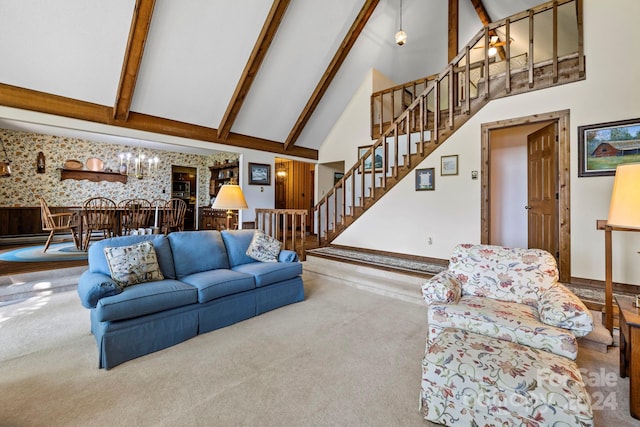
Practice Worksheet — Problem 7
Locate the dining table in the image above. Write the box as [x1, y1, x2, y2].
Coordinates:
[71, 205, 169, 250]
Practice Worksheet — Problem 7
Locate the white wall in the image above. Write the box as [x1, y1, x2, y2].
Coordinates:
[325, 0, 640, 285]
[489, 123, 548, 248]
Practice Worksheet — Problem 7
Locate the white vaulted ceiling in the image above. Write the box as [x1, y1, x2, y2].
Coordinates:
[0, 0, 544, 158]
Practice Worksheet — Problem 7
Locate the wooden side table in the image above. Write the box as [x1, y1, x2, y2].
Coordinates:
[616, 295, 640, 419]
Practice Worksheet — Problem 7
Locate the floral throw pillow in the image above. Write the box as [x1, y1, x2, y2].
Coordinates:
[422, 271, 461, 305]
[246, 231, 282, 263]
[538, 283, 593, 337]
[104, 241, 164, 287]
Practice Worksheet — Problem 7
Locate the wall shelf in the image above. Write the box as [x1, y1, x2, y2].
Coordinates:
[59, 169, 128, 184]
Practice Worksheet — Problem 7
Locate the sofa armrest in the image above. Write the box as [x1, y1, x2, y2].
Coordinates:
[538, 283, 594, 337]
[77, 270, 122, 309]
[278, 250, 299, 263]
[422, 271, 461, 305]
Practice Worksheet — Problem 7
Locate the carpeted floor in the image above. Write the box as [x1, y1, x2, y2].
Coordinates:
[0, 271, 637, 426]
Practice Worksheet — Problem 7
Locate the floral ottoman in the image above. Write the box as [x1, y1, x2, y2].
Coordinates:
[420, 328, 593, 426]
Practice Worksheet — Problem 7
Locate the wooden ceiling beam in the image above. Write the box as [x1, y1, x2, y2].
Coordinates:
[283, 0, 379, 151]
[217, 0, 290, 140]
[0, 83, 318, 160]
[113, 0, 156, 121]
[448, 0, 458, 62]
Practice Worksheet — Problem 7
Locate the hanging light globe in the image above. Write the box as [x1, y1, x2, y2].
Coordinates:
[395, 29, 407, 46]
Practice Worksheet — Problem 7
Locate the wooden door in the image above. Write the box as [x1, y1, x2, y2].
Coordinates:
[527, 123, 558, 257]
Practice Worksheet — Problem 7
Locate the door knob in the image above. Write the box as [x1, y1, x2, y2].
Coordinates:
[524, 205, 532, 209]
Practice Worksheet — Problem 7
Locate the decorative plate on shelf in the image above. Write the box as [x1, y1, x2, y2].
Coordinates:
[63, 159, 83, 170]
[86, 157, 104, 172]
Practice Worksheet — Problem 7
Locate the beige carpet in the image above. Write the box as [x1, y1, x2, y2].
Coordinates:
[0, 271, 637, 426]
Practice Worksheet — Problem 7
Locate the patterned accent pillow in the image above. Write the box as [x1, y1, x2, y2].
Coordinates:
[246, 231, 282, 263]
[538, 283, 594, 337]
[104, 241, 164, 287]
[422, 271, 461, 304]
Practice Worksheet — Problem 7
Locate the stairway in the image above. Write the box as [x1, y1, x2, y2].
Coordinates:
[314, 0, 585, 245]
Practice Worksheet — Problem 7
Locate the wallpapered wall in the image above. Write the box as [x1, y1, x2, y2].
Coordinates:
[0, 128, 238, 207]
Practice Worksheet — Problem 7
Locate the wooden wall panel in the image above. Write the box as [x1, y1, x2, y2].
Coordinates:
[275, 159, 314, 230]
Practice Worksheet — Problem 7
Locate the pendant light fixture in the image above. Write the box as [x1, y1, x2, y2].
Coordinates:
[0, 139, 12, 177]
[395, 0, 407, 46]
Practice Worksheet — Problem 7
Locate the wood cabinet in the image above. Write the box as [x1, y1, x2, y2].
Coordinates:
[199, 208, 228, 231]
[209, 161, 239, 197]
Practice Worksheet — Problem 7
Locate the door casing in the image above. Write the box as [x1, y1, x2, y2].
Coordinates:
[481, 109, 571, 282]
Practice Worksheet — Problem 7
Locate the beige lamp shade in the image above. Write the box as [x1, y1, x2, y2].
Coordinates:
[212, 184, 248, 210]
[607, 163, 640, 229]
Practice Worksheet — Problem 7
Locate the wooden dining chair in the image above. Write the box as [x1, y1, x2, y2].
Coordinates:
[118, 198, 151, 235]
[162, 198, 187, 234]
[82, 197, 116, 250]
[38, 196, 80, 252]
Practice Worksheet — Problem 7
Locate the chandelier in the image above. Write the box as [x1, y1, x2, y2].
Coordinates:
[119, 150, 159, 179]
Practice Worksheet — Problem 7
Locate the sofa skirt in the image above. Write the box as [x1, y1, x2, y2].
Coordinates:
[92, 304, 199, 370]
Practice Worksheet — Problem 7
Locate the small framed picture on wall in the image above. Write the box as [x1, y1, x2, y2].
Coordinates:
[248, 163, 271, 185]
[415, 168, 435, 191]
[441, 155, 458, 176]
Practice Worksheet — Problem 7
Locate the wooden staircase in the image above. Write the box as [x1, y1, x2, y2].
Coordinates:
[314, 0, 584, 245]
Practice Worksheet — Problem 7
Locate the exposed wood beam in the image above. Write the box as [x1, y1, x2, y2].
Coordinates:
[468, 0, 506, 60]
[448, 0, 458, 62]
[113, 0, 156, 121]
[218, 0, 290, 140]
[0, 83, 318, 160]
[283, 0, 379, 151]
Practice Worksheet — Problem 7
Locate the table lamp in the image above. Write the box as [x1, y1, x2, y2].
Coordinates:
[211, 182, 248, 230]
[604, 163, 640, 332]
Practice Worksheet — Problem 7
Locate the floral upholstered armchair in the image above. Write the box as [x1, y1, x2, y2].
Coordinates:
[422, 243, 593, 360]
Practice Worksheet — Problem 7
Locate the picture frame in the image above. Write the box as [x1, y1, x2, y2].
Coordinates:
[578, 118, 640, 177]
[415, 168, 435, 191]
[334, 172, 344, 184]
[248, 162, 271, 185]
[441, 154, 458, 176]
[358, 145, 383, 172]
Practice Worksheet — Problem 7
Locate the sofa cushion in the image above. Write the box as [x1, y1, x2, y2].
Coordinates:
[179, 269, 255, 303]
[539, 283, 594, 337]
[168, 231, 230, 278]
[104, 241, 164, 287]
[232, 261, 302, 287]
[89, 234, 176, 280]
[428, 296, 579, 359]
[449, 244, 558, 307]
[95, 279, 197, 322]
[221, 229, 259, 267]
[246, 230, 282, 262]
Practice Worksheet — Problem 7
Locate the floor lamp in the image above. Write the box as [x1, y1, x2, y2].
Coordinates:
[604, 163, 640, 334]
[211, 182, 248, 230]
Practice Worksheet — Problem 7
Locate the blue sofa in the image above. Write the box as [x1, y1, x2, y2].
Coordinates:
[77, 230, 304, 369]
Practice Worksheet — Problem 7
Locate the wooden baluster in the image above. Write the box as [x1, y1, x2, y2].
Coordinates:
[282, 212, 288, 250]
[465, 46, 471, 113]
[552, 0, 558, 83]
[448, 64, 454, 129]
[393, 125, 399, 178]
[505, 19, 511, 94]
[419, 93, 425, 152]
[360, 157, 365, 204]
[301, 212, 306, 260]
[528, 9, 534, 88]
[341, 179, 346, 223]
[576, 0, 584, 77]
[483, 27, 490, 99]
[405, 115, 411, 168]
[433, 79, 439, 143]
[291, 212, 296, 252]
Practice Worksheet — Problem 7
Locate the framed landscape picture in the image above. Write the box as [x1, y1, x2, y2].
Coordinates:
[248, 162, 271, 185]
[441, 155, 458, 176]
[415, 168, 435, 191]
[578, 118, 640, 177]
[358, 145, 383, 172]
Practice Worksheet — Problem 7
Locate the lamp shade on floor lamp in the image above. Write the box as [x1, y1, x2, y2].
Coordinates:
[608, 163, 640, 229]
